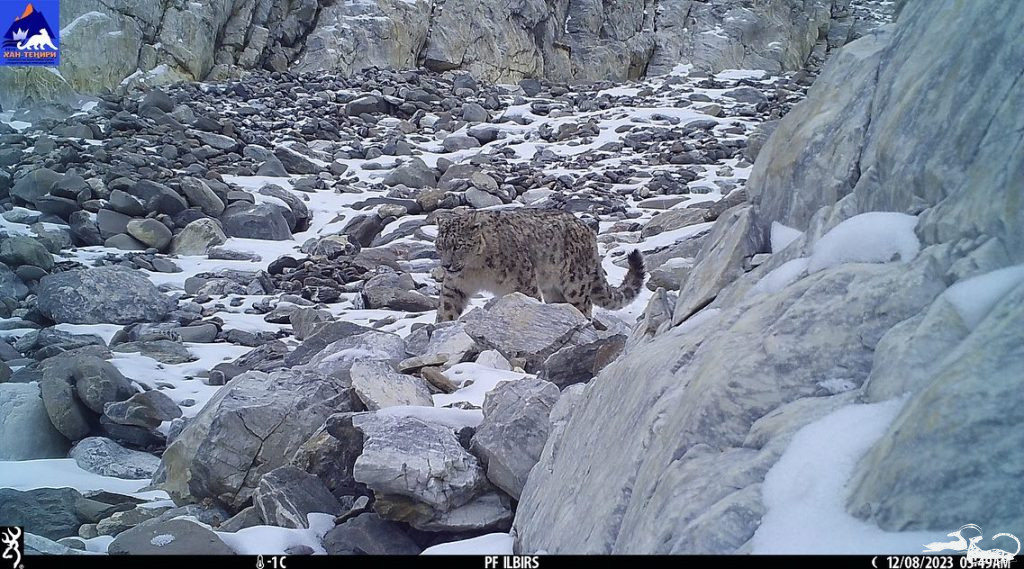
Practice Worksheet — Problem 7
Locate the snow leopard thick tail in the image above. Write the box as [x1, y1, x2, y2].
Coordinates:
[591, 249, 645, 309]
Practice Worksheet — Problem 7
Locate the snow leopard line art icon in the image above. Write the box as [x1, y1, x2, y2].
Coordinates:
[923, 524, 1021, 561]
[16, 26, 54, 49]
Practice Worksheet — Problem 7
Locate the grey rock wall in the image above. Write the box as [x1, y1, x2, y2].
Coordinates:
[1, 0, 856, 106]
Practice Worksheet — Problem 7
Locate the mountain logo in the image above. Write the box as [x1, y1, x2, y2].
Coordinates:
[2, 1, 60, 67]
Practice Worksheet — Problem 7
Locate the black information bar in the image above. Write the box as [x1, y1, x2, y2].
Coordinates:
[19, 554, 1017, 569]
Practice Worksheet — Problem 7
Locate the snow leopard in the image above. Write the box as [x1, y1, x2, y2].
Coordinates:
[433, 208, 646, 321]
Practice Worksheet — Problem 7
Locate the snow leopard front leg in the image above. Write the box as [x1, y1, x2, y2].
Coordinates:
[437, 274, 471, 322]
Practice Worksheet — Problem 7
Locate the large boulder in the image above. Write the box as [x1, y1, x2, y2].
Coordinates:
[170, 218, 228, 255]
[103, 389, 182, 429]
[291, 413, 369, 500]
[461, 293, 590, 372]
[0, 488, 85, 540]
[107, 518, 234, 555]
[179, 177, 226, 217]
[126, 219, 173, 251]
[0, 236, 53, 271]
[352, 412, 510, 531]
[747, 24, 894, 244]
[301, 330, 407, 379]
[220, 202, 292, 241]
[36, 266, 175, 325]
[252, 466, 343, 529]
[69, 356, 135, 414]
[383, 158, 436, 189]
[10, 168, 63, 205]
[156, 368, 359, 511]
[39, 374, 95, 442]
[0, 383, 70, 460]
[70, 437, 161, 480]
[470, 379, 560, 500]
[349, 361, 434, 410]
[847, 279, 1024, 532]
[322, 513, 422, 555]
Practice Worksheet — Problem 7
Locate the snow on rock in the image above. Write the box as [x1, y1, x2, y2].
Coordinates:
[751, 399, 948, 554]
[941, 264, 1024, 330]
[749, 257, 810, 297]
[770, 221, 803, 253]
[216, 513, 336, 555]
[807, 212, 920, 274]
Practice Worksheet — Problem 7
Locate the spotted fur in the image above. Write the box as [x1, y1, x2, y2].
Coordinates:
[434, 208, 646, 321]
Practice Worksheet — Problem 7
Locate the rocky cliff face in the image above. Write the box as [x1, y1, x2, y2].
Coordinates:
[0, 0, 863, 107]
[514, 0, 1023, 553]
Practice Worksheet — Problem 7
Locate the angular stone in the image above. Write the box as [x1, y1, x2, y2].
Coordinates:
[471, 379, 560, 499]
[274, 145, 321, 175]
[126, 219, 173, 250]
[322, 513, 421, 555]
[461, 293, 589, 372]
[157, 368, 358, 511]
[179, 177, 225, 217]
[253, 466, 343, 529]
[283, 321, 376, 366]
[103, 389, 182, 429]
[70, 437, 161, 480]
[352, 412, 490, 530]
[70, 356, 135, 414]
[39, 375, 94, 442]
[171, 218, 227, 255]
[0, 382, 70, 460]
[221, 202, 292, 241]
[350, 360, 434, 411]
[302, 330, 407, 380]
[0, 488, 84, 540]
[291, 413, 368, 499]
[539, 327, 626, 388]
[0, 236, 53, 270]
[383, 158, 436, 189]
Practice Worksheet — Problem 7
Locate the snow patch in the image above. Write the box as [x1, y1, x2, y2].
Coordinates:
[150, 534, 175, 547]
[807, 212, 920, 273]
[421, 532, 515, 555]
[0, 458, 168, 499]
[751, 398, 949, 553]
[770, 221, 802, 253]
[941, 264, 1024, 330]
[749, 257, 809, 297]
[216, 513, 335, 555]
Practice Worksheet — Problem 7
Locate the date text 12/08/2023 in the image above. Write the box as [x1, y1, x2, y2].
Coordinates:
[881, 556, 1011, 569]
